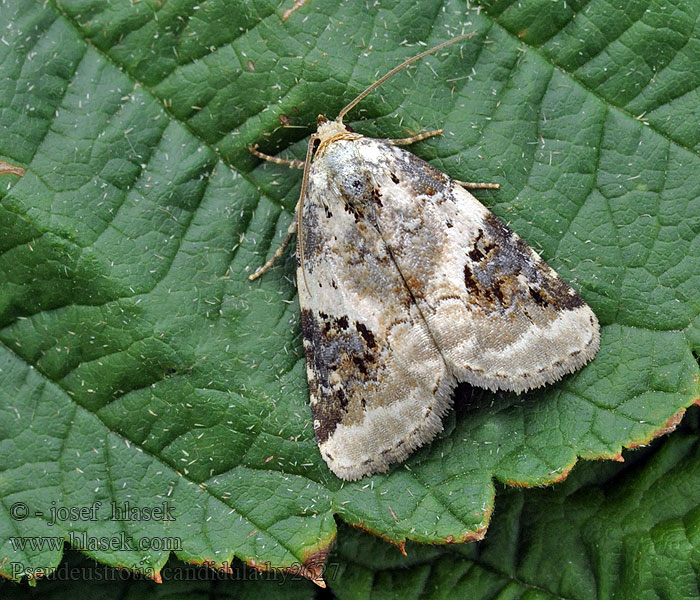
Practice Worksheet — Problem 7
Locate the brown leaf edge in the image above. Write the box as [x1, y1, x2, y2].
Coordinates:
[246, 531, 336, 588]
[336, 399, 699, 555]
[346, 505, 493, 558]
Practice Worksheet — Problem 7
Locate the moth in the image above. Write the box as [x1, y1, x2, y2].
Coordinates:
[249, 34, 600, 481]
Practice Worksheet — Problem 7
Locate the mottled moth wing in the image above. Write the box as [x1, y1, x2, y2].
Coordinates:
[298, 145, 455, 480]
[359, 138, 600, 393]
[296, 124, 599, 480]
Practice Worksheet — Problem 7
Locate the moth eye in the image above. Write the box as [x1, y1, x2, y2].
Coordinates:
[312, 138, 320, 152]
[345, 124, 355, 133]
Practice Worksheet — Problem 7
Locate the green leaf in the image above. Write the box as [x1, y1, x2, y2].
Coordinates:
[1, 0, 699, 588]
[329, 406, 700, 599]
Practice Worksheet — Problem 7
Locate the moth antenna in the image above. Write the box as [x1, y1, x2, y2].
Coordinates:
[336, 32, 476, 123]
[297, 134, 318, 296]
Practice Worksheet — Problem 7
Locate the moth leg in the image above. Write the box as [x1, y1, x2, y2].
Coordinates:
[454, 179, 500, 190]
[385, 129, 443, 145]
[248, 216, 298, 281]
[249, 145, 305, 169]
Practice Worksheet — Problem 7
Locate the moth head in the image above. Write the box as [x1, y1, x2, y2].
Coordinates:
[315, 118, 357, 154]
